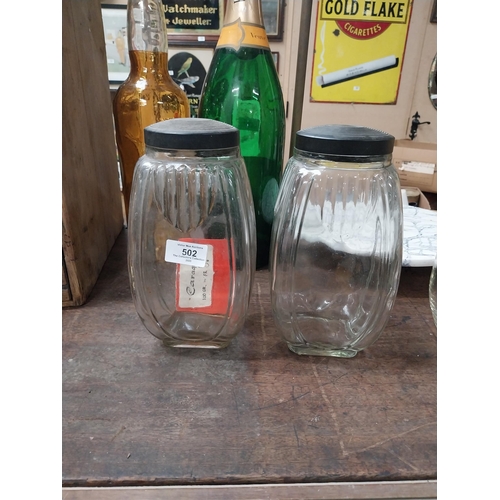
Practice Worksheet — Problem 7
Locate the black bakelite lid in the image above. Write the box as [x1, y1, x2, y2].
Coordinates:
[295, 124, 395, 158]
[144, 118, 240, 150]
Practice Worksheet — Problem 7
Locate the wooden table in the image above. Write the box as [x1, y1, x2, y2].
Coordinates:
[62, 229, 437, 499]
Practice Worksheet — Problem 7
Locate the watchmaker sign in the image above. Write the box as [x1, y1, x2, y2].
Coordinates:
[310, 0, 413, 104]
[162, 0, 223, 34]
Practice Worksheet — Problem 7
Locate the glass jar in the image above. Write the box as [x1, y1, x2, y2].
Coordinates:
[270, 124, 403, 358]
[128, 118, 256, 349]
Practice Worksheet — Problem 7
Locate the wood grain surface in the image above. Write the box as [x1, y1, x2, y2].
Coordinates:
[62, 480, 437, 499]
[62, 229, 437, 488]
[62, 0, 124, 307]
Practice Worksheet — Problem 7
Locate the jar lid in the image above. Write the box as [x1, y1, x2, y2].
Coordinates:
[144, 118, 240, 150]
[295, 124, 394, 157]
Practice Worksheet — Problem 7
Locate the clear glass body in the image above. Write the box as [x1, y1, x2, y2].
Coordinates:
[128, 146, 256, 348]
[113, 0, 190, 219]
[198, 0, 285, 269]
[429, 256, 437, 326]
[270, 150, 403, 358]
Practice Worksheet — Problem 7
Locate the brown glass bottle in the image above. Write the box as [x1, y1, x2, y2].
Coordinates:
[113, 0, 190, 219]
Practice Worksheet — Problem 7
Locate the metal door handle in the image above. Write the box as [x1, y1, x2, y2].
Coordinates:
[409, 111, 430, 140]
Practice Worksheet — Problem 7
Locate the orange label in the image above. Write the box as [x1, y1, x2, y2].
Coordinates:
[175, 238, 230, 315]
[216, 20, 270, 50]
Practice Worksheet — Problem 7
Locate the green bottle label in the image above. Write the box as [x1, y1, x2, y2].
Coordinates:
[216, 19, 270, 51]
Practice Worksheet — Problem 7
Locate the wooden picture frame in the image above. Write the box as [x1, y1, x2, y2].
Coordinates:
[263, 0, 285, 40]
[101, 4, 130, 83]
[163, 0, 225, 47]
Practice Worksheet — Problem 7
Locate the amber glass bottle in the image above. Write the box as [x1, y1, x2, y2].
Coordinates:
[198, 0, 285, 268]
[113, 0, 190, 219]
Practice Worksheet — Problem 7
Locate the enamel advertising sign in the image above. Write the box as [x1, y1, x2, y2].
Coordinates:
[310, 0, 413, 104]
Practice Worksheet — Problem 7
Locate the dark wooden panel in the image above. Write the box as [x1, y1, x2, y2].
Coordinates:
[62, 230, 436, 487]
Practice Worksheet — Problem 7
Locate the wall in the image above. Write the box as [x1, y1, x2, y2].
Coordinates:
[100, 0, 437, 166]
[283, 0, 437, 161]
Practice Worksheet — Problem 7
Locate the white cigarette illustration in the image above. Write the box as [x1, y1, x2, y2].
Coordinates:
[316, 55, 399, 88]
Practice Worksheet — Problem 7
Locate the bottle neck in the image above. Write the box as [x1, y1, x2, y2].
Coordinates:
[127, 0, 168, 53]
[217, 0, 269, 51]
[223, 0, 265, 27]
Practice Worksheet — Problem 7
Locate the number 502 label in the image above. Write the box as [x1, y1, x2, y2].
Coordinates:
[165, 240, 208, 267]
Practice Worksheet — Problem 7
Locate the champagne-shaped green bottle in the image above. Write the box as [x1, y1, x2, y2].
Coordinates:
[198, 0, 285, 269]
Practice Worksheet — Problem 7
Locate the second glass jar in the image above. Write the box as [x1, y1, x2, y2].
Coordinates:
[270, 124, 403, 358]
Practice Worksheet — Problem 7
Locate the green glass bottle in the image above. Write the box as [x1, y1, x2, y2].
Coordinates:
[198, 0, 285, 269]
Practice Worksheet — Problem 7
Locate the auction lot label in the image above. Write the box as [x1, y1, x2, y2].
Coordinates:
[311, 0, 413, 104]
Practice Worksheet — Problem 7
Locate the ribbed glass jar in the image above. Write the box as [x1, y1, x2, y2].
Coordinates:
[270, 124, 403, 358]
[128, 118, 256, 348]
